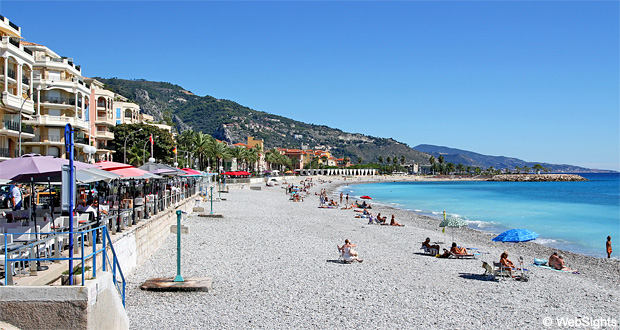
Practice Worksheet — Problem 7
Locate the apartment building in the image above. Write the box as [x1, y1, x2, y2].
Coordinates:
[21, 41, 90, 161]
[85, 78, 114, 161]
[0, 15, 35, 160]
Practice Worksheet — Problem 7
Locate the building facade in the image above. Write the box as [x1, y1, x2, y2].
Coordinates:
[0, 15, 35, 160]
[22, 42, 90, 161]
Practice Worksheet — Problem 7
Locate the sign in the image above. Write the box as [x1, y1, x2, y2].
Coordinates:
[37, 191, 57, 206]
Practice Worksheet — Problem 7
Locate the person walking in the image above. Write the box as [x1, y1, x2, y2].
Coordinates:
[11, 184, 23, 211]
[339, 192, 343, 205]
[346, 193, 349, 206]
[607, 236, 612, 258]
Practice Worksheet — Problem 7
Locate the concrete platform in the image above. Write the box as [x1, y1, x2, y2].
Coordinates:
[140, 277, 212, 292]
[197, 213, 224, 218]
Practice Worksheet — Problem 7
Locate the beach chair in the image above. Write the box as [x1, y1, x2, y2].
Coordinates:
[448, 251, 476, 259]
[421, 246, 439, 256]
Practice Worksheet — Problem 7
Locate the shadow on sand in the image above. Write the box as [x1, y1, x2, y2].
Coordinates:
[458, 272, 498, 282]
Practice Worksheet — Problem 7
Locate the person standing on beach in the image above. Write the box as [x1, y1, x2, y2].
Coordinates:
[346, 194, 349, 205]
[340, 192, 343, 205]
[606, 236, 612, 258]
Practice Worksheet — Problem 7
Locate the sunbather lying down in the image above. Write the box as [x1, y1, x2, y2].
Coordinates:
[439, 242, 469, 257]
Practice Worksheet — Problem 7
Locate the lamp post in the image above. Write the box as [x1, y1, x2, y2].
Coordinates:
[142, 135, 158, 165]
[19, 83, 54, 157]
[123, 128, 143, 164]
[83, 145, 97, 164]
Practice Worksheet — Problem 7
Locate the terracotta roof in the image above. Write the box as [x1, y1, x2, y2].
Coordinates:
[21, 41, 42, 46]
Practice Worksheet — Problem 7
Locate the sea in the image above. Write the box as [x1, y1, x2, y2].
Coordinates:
[338, 173, 619, 258]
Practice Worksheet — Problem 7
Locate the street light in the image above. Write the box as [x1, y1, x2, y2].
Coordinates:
[143, 135, 158, 165]
[123, 128, 143, 164]
[19, 83, 54, 157]
[83, 145, 97, 163]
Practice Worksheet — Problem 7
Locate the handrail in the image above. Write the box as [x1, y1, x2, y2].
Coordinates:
[2, 225, 126, 308]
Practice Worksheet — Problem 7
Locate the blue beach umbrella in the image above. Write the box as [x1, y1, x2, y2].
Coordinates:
[492, 229, 539, 243]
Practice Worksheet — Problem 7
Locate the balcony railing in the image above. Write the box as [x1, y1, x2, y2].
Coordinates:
[9, 37, 19, 48]
[22, 76, 29, 85]
[0, 147, 10, 158]
[32, 135, 63, 143]
[22, 124, 34, 134]
[37, 96, 76, 106]
[3, 120, 19, 131]
[7, 68, 15, 79]
[9, 21, 19, 31]
[31, 115, 88, 130]
[75, 136, 87, 144]
[24, 48, 32, 56]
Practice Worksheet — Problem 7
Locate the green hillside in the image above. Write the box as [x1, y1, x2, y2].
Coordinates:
[97, 77, 430, 164]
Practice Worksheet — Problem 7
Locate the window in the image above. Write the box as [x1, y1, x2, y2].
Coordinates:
[116, 120, 121, 125]
[116, 108, 121, 118]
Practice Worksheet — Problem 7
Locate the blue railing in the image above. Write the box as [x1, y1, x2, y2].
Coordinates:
[2, 225, 126, 307]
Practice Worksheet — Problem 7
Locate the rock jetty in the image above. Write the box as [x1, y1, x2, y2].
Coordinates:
[488, 174, 587, 182]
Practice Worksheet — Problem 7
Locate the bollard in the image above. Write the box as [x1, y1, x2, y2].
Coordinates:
[210, 186, 214, 215]
[174, 210, 184, 282]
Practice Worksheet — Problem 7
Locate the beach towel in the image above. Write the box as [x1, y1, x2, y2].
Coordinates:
[531, 264, 578, 274]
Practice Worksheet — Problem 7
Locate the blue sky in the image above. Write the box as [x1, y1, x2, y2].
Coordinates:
[2, 1, 618, 170]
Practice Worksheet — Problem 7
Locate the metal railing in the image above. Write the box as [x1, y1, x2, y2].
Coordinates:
[0, 147, 10, 158]
[7, 68, 15, 79]
[2, 225, 126, 307]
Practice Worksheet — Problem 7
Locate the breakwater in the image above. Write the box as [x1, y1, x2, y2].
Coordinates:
[488, 174, 587, 182]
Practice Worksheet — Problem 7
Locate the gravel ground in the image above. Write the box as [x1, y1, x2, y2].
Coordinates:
[126, 178, 620, 330]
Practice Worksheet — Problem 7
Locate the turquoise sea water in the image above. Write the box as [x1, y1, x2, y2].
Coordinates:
[340, 173, 619, 258]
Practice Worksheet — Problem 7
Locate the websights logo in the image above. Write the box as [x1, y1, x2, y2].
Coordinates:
[543, 316, 618, 329]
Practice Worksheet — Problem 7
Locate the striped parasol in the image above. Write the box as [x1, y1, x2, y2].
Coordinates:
[439, 217, 468, 241]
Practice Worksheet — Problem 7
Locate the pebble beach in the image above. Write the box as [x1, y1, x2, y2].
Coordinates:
[126, 177, 620, 329]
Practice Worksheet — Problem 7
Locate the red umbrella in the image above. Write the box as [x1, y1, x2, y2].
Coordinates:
[360, 196, 372, 200]
[95, 160, 134, 171]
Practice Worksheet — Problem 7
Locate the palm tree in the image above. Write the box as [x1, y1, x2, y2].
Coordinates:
[429, 156, 435, 166]
[126, 145, 145, 166]
[386, 156, 391, 164]
[400, 155, 405, 165]
[357, 157, 363, 165]
[378, 156, 384, 164]
[438, 155, 444, 165]
[522, 166, 530, 174]
[456, 163, 464, 174]
[343, 156, 350, 167]
[514, 166, 521, 174]
[229, 146, 248, 171]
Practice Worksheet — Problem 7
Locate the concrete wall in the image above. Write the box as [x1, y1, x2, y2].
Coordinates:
[0, 194, 197, 330]
[113, 199, 194, 275]
[0, 272, 128, 330]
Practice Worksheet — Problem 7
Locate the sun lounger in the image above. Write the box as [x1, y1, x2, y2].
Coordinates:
[420, 246, 438, 256]
[448, 252, 477, 259]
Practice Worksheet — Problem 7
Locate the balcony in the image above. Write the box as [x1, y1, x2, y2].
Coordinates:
[96, 131, 114, 140]
[2, 92, 34, 113]
[29, 135, 63, 143]
[95, 116, 115, 126]
[28, 115, 89, 131]
[0, 117, 33, 138]
[0, 36, 33, 60]
[0, 147, 10, 158]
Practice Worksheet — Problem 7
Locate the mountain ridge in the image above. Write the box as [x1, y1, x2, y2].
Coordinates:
[414, 144, 614, 173]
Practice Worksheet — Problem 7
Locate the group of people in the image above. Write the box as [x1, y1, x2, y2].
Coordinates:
[548, 252, 576, 272]
[422, 238, 468, 257]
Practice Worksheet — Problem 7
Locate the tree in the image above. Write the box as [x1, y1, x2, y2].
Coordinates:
[386, 156, 391, 164]
[400, 155, 405, 165]
[110, 123, 175, 164]
[456, 163, 464, 174]
[522, 166, 530, 174]
[126, 145, 145, 166]
[429, 156, 435, 166]
[357, 157, 363, 164]
[378, 156, 384, 164]
[438, 155, 444, 165]
[445, 162, 455, 174]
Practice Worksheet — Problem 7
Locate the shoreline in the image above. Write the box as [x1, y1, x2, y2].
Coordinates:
[315, 176, 619, 285]
[323, 175, 615, 261]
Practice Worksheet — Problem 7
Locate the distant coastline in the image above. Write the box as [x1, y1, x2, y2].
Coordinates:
[488, 174, 587, 182]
